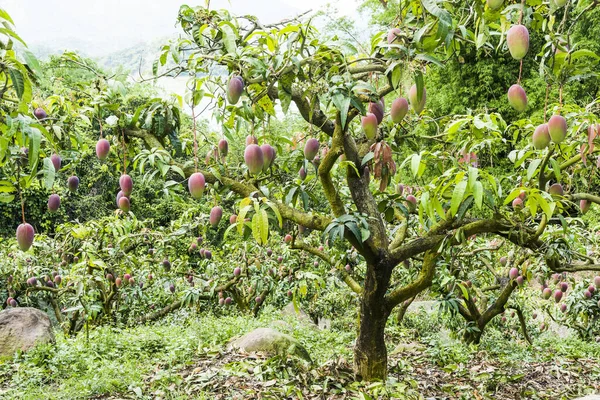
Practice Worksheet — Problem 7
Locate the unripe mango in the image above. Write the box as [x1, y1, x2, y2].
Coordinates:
[244, 144, 264, 175]
[509, 267, 519, 280]
[581, 200, 591, 214]
[408, 84, 426, 114]
[500, 256, 507, 266]
[116, 190, 124, 207]
[507, 24, 529, 60]
[48, 194, 61, 212]
[560, 282, 568, 292]
[560, 303, 567, 312]
[246, 135, 258, 146]
[119, 174, 133, 196]
[118, 196, 130, 212]
[406, 195, 417, 212]
[67, 176, 80, 192]
[368, 100, 385, 124]
[34, 107, 47, 120]
[542, 287, 552, 299]
[361, 113, 378, 140]
[554, 289, 563, 302]
[50, 153, 61, 172]
[227, 76, 244, 105]
[284, 234, 292, 243]
[96, 139, 110, 160]
[210, 206, 223, 227]
[532, 124, 551, 149]
[16, 223, 35, 251]
[548, 115, 567, 143]
[516, 276, 524, 286]
[507, 84, 527, 112]
[261, 144, 275, 171]
[230, 214, 237, 224]
[594, 275, 600, 288]
[487, 0, 504, 9]
[387, 27, 401, 44]
[391, 97, 408, 123]
[584, 290, 592, 299]
[188, 172, 206, 199]
[548, 183, 563, 196]
[218, 139, 228, 157]
[512, 197, 523, 209]
[299, 166, 307, 180]
[304, 138, 319, 161]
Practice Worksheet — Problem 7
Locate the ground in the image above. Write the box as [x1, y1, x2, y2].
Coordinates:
[0, 305, 599, 400]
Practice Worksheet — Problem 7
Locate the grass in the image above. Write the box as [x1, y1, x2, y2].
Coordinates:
[0, 305, 599, 399]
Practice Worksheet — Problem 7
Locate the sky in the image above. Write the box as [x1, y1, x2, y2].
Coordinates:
[0, 0, 361, 56]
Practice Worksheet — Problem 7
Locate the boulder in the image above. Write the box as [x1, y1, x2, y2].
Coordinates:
[0, 307, 54, 358]
[228, 327, 311, 362]
[282, 302, 316, 327]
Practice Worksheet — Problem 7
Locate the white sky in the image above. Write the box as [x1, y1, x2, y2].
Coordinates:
[0, 0, 361, 56]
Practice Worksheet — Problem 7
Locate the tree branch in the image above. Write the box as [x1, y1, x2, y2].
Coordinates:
[385, 251, 437, 310]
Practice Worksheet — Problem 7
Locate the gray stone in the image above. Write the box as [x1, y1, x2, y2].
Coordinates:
[317, 317, 331, 330]
[0, 307, 54, 358]
[406, 300, 437, 314]
[228, 327, 311, 362]
[282, 302, 316, 326]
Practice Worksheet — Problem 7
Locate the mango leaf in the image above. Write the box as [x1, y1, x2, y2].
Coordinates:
[473, 181, 483, 209]
[42, 157, 55, 190]
[331, 93, 351, 129]
[411, 153, 421, 177]
[450, 180, 467, 216]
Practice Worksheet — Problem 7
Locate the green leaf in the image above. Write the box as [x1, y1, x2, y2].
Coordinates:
[8, 68, 25, 99]
[411, 153, 421, 177]
[361, 152, 374, 167]
[42, 158, 55, 190]
[451, 180, 468, 216]
[526, 159, 542, 181]
[550, 159, 561, 181]
[331, 93, 351, 129]
[219, 21, 238, 54]
[414, 71, 424, 104]
[473, 181, 483, 209]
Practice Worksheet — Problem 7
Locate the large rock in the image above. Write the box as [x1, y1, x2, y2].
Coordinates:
[282, 302, 316, 327]
[0, 307, 54, 358]
[228, 327, 311, 362]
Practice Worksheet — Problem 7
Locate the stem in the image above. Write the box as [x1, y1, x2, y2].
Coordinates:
[191, 104, 199, 173]
[559, 85, 563, 111]
[518, 59, 523, 84]
[543, 84, 550, 123]
[121, 128, 127, 174]
[16, 161, 25, 223]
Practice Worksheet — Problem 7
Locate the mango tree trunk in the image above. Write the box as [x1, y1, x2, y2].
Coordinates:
[353, 262, 392, 380]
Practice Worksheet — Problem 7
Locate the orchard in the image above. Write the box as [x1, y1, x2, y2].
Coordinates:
[1, 0, 600, 398]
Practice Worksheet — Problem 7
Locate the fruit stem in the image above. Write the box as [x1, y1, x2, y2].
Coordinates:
[517, 60, 523, 84]
[191, 104, 198, 173]
[98, 118, 103, 139]
[559, 85, 563, 111]
[16, 161, 25, 224]
[121, 128, 126, 174]
[543, 84, 550, 123]
[518, 0, 525, 25]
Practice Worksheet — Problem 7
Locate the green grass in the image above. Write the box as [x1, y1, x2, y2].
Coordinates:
[1, 306, 599, 399]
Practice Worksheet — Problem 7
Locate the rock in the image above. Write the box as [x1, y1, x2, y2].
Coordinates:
[0, 307, 54, 358]
[228, 328, 311, 362]
[317, 317, 331, 330]
[282, 303, 316, 327]
[406, 300, 437, 314]
[390, 342, 426, 355]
